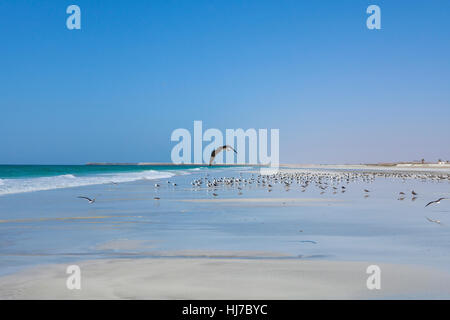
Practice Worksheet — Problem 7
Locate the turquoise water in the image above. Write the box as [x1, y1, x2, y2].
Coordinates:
[0, 165, 200, 179]
[0, 165, 205, 196]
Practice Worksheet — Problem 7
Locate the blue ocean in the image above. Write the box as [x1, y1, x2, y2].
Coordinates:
[0, 165, 201, 196]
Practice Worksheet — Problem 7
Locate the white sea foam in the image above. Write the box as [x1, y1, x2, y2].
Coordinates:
[0, 170, 175, 196]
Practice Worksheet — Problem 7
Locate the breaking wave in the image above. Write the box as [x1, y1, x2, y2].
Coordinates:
[0, 170, 175, 196]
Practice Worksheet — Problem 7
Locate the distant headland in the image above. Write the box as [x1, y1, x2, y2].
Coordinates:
[85, 163, 262, 167]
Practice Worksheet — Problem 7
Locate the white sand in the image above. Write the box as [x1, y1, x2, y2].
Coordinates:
[278, 164, 450, 173]
[1, 257, 449, 299]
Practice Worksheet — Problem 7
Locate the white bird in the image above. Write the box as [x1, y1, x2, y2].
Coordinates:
[77, 196, 95, 204]
[209, 145, 237, 166]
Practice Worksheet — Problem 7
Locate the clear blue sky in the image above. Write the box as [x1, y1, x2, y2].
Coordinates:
[1, 0, 449, 164]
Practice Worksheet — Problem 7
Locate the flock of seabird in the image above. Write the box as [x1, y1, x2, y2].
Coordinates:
[77, 169, 449, 225]
[189, 170, 449, 225]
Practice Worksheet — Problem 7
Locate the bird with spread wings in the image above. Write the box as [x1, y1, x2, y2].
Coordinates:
[425, 198, 447, 208]
[209, 145, 237, 166]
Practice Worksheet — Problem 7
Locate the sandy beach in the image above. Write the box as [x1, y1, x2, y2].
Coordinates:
[1, 165, 450, 299]
[1, 256, 449, 299]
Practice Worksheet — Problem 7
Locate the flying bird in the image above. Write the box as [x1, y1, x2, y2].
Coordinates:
[412, 190, 418, 196]
[209, 145, 237, 166]
[77, 196, 95, 204]
[425, 217, 442, 225]
[425, 198, 448, 208]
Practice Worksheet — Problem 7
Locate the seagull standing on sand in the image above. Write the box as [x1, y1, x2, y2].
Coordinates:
[425, 198, 448, 207]
[77, 196, 95, 204]
[209, 145, 237, 166]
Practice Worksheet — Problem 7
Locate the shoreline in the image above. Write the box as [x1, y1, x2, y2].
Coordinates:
[85, 163, 263, 167]
[82, 162, 450, 169]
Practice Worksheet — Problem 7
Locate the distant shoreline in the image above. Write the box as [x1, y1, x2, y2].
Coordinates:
[85, 163, 263, 167]
[85, 162, 450, 169]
